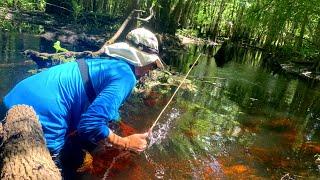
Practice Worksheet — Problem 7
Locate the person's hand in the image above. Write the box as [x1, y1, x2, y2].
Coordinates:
[124, 133, 148, 152]
[107, 131, 148, 152]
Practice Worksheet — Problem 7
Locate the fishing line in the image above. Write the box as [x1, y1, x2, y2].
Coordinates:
[103, 54, 201, 178]
[148, 54, 202, 134]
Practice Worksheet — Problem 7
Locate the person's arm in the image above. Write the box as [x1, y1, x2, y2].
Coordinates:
[77, 68, 148, 152]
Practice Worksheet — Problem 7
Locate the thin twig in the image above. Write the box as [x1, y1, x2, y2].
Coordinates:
[100, 10, 136, 47]
[45, 3, 73, 13]
[136, 5, 154, 22]
[102, 151, 131, 179]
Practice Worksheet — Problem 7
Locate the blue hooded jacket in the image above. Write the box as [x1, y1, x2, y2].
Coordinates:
[4, 57, 136, 154]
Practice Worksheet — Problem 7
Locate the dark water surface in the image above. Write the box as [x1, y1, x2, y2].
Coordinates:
[1, 33, 320, 179]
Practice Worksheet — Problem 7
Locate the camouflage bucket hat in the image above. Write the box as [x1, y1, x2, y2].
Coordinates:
[126, 27, 159, 55]
[104, 27, 164, 68]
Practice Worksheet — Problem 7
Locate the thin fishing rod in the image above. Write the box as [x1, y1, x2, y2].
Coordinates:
[149, 54, 202, 133]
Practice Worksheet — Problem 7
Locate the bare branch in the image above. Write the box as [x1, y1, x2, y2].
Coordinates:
[136, 5, 154, 22]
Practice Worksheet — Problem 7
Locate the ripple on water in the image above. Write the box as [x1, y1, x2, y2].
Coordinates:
[148, 108, 180, 148]
[143, 108, 181, 179]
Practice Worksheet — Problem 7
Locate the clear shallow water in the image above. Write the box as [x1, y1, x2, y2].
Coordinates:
[1, 33, 320, 179]
[110, 45, 320, 179]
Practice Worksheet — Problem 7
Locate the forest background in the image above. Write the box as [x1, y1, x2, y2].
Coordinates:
[0, 0, 319, 73]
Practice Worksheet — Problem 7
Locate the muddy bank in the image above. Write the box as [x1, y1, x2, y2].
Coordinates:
[0, 8, 120, 51]
[1, 8, 186, 61]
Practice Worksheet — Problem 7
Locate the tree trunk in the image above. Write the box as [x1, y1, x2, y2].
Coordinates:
[313, 20, 320, 47]
[231, 5, 244, 42]
[155, 0, 172, 34]
[0, 105, 61, 180]
[296, 10, 308, 49]
[93, 0, 97, 11]
[179, 0, 194, 28]
[168, 0, 184, 35]
[210, 0, 227, 41]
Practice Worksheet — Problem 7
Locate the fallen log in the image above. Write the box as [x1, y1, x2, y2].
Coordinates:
[0, 105, 61, 180]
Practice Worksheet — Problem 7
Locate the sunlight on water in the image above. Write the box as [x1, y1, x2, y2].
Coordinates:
[191, 154, 224, 179]
[142, 107, 181, 179]
[144, 151, 165, 179]
[147, 107, 181, 148]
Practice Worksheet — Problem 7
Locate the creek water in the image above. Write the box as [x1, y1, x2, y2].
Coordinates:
[0, 33, 320, 179]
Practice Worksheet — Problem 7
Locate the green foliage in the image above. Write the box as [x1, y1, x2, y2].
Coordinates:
[71, 0, 83, 20]
[177, 29, 197, 38]
[1, 0, 319, 62]
[53, 41, 69, 53]
[0, 0, 45, 10]
[52, 41, 75, 63]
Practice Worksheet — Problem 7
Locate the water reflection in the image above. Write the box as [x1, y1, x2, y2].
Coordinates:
[135, 44, 320, 179]
[148, 108, 180, 148]
[0, 33, 41, 117]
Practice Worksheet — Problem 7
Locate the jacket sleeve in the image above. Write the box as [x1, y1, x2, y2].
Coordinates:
[77, 72, 136, 144]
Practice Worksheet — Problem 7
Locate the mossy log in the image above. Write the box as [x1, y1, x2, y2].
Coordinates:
[0, 105, 61, 180]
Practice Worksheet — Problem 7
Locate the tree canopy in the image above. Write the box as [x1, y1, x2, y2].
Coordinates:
[1, 0, 319, 62]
